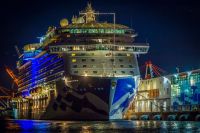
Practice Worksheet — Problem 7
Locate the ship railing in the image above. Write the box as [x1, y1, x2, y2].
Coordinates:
[18, 70, 64, 91]
[49, 43, 149, 54]
[71, 68, 135, 69]
[18, 57, 63, 85]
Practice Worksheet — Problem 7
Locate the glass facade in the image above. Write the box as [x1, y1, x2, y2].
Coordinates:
[171, 71, 200, 111]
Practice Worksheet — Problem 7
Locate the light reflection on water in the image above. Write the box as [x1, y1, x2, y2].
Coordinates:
[2, 120, 200, 133]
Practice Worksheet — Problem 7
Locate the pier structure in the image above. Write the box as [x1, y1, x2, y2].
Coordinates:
[11, 84, 57, 119]
[126, 69, 200, 121]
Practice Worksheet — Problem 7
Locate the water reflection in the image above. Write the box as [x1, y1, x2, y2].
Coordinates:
[2, 119, 200, 133]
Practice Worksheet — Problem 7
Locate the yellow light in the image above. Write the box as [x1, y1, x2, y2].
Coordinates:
[71, 53, 76, 56]
[73, 46, 80, 50]
[72, 59, 76, 63]
[31, 48, 35, 51]
[84, 73, 88, 77]
[190, 78, 195, 86]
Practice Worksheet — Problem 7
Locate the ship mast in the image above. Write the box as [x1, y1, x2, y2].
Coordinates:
[80, 3, 116, 76]
[79, 3, 96, 23]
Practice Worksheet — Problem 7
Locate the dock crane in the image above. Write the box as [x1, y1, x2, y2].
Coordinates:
[141, 61, 167, 79]
[0, 46, 21, 110]
[5, 66, 18, 86]
[6, 45, 22, 86]
[0, 67, 18, 109]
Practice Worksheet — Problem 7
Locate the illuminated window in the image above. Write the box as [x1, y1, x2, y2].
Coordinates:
[99, 29, 104, 33]
[71, 53, 76, 56]
[72, 59, 76, 63]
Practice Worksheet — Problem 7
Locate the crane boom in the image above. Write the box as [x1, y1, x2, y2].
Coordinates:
[144, 61, 167, 79]
[5, 66, 18, 86]
[0, 87, 10, 96]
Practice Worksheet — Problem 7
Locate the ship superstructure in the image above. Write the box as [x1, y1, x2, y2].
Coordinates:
[12, 3, 149, 120]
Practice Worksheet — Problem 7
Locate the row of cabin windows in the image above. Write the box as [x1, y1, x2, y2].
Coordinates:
[73, 65, 133, 68]
[72, 58, 132, 63]
[113, 59, 131, 62]
[73, 71, 134, 74]
[71, 53, 129, 56]
[74, 71, 97, 74]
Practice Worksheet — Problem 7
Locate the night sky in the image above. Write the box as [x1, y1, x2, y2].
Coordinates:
[0, 0, 200, 88]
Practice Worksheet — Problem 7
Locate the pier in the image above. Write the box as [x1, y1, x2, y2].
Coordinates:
[125, 110, 200, 121]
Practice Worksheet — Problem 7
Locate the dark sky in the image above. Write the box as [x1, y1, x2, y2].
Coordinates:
[0, 0, 200, 88]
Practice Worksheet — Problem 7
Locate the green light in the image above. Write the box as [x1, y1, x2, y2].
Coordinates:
[62, 28, 126, 34]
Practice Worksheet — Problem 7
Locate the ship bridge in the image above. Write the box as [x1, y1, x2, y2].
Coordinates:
[49, 43, 149, 54]
[46, 3, 149, 55]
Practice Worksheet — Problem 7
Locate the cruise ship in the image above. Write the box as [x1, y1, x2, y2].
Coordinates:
[12, 3, 149, 120]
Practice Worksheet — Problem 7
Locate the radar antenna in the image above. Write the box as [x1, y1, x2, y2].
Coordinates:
[14, 45, 21, 58]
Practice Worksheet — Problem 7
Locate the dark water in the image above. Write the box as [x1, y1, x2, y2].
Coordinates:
[1, 119, 200, 133]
